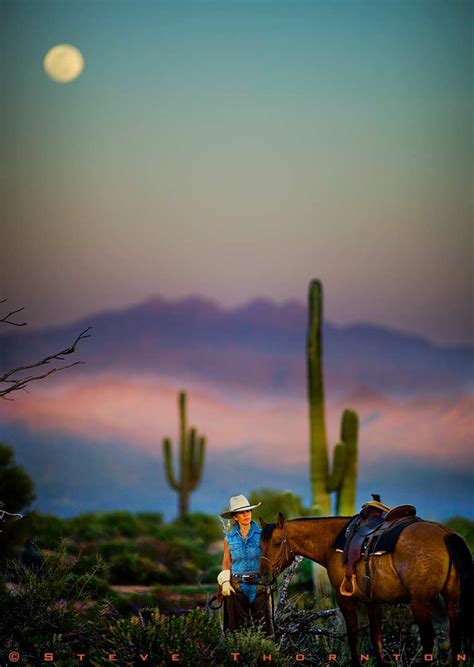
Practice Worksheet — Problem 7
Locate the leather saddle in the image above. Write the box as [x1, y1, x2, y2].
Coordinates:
[339, 502, 418, 598]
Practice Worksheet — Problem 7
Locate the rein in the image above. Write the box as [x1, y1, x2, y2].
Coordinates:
[259, 527, 298, 631]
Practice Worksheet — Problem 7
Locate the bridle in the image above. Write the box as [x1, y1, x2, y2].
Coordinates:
[260, 526, 297, 585]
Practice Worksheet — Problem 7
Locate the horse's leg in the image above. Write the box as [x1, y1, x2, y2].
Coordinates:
[445, 599, 462, 666]
[366, 603, 385, 665]
[337, 594, 361, 667]
[442, 590, 462, 665]
[410, 598, 435, 657]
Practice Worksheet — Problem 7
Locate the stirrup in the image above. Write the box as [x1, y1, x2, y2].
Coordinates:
[339, 574, 360, 597]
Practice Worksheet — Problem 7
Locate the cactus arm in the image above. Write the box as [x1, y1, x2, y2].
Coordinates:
[163, 437, 181, 491]
[190, 436, 206, 490]
[188, 428, 197, 484]
[326, 442, 347, 493]
[336, 409, 359, 516]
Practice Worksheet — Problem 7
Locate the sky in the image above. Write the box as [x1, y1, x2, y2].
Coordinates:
[2, 372, 473, 519]
[1, 0, 472, 345]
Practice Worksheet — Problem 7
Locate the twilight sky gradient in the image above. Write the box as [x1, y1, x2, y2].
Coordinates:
[2, 0, 472, 344]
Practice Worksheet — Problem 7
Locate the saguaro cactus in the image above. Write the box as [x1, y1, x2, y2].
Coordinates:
[307, 279, 359, 517]
[163, 391, 206, 518]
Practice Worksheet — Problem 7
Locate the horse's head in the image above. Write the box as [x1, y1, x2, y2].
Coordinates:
[259, 512, 294, 584]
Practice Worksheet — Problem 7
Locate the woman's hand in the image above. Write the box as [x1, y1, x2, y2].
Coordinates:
[217, 569, 235, 596]
[221, 580, 236, 596]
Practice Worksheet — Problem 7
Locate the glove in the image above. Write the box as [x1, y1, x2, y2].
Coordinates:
[222, 580, 235, 596]
[217, 569, 235, 596]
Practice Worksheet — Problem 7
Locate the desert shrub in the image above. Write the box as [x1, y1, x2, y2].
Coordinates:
[172, 512, 222, 545]
[99, 539, 136, 560]
[27, 511, 164, 545]
[0, 547, 113, 660]
[221, 626, 286, 666]
[108, 553, 166, 585]
[445, 517, 474, 553]
[154, 523, 188, 542]
[159, 537, 211, 584]
[135, 511, 164, 534]
[67, 512, 106, 542]
[71, 551, 110, 577]
[23, 511, 66, 548]
[248, 488, 311, 523]
[200, 563, 222, 584]
[94, 608, 285, 666]
[98, 511, 141, 538]
[65, 511, 144, 542]
[65, 572, 118, 600]
[0, 443, 36, 558]
[135, 536, 165, 560]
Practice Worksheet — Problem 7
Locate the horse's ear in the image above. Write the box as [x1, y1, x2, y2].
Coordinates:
[259, 517, 266, 528]
[277, 512, 285, 528]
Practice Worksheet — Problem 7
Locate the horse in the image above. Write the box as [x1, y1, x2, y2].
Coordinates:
[259, 513, 473, 666]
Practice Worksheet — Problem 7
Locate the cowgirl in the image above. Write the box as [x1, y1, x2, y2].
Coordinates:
[217, 494, 273, 635]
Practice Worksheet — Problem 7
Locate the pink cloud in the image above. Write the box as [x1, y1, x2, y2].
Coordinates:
[2, 374, 472, 469]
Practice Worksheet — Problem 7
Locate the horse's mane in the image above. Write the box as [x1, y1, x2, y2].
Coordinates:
[260, 516, 351, 540]
[260, 523, 276, 541]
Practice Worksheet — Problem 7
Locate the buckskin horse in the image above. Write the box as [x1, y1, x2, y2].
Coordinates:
[259, 513, 473, 666]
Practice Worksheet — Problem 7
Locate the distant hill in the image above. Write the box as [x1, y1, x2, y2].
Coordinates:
[1, 295, 472, 396]
[4, 419, 473, 521]
[2, 295, 472, 521]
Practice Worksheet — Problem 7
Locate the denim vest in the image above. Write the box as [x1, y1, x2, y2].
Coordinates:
[227, 520, 261, 603]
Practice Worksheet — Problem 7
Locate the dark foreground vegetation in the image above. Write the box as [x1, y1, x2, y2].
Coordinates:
[0, 509, 472, 666]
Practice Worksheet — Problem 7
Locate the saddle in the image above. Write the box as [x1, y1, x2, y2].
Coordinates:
[335, 495, 420, 599]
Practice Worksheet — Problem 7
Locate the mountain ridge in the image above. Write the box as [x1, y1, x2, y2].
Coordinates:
[1, 294, 472, 397]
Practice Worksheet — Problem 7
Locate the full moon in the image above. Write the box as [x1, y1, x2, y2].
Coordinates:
[43, 44, 84, 83]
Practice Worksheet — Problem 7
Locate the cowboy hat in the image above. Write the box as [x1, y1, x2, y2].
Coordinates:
[220, 494, 261, 519]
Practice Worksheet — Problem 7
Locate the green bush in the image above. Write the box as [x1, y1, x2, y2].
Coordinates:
[445, 516, 474, 554]
[65, 572, 117, 600]
[0, 443, 36, 558]
[98, 511, 141, 538]
[0, 548, 112, 661]
[71, 551, 109, 576]
[248, 488, 311, 523]
[136, 512, 164, 533]
[222, 626, 286, 666]
[172, 512, 222, 545]
[67, 512, 107, 542]
[94, 608, 285, 666]
[18, 511, 224, 587]
[200, 563, 222, 584]
[24, 511, 66, 549]
[99, 539, 136, 560]
[135, 536, 166, 560]
[108, 553, 167, 585]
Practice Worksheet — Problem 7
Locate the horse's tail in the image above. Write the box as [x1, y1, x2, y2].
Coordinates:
[445, 532, 474, 656]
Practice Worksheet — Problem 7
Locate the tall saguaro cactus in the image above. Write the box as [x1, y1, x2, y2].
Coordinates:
[163, 391, 206, 518]
[307, 279, 359, 517]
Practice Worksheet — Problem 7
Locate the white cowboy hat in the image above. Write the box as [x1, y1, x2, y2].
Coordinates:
[220, 494, 261, 519]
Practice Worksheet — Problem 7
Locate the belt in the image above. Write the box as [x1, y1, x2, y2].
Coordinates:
[232, 572, 260, 584]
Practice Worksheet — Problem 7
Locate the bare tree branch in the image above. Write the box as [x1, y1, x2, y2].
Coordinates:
[1, 302, 91, 399]
[0, 300, 27, 327]
[274, 557, 345, 647]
